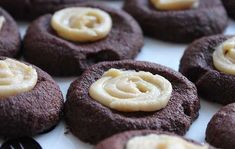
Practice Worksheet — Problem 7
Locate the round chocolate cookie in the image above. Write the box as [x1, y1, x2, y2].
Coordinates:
[23, 3, 143, 76]
[65, 60, 200, 144]
[206, 103, 235, 149]
[0, 0, 85, 20]
[179, 35, 235, 105]
[221, 0, 235, 19]
[0, 7, 21, 57]
[95, 130, 215, 149]
[0, 57, 64, 137]
[123, 0, 228, 43]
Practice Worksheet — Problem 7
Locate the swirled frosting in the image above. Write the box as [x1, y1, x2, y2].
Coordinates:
[150, 0, 199, 11]
[51, 7, 112, 42]
[0, 58, 38, 98]
[0, 16, 5, 31]
[126, 134, 208, 149]
[89, 68, 172, 112]
[213, 37, 235, 75]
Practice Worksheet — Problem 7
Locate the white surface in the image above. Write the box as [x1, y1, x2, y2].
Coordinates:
[15, 2, 235, 149]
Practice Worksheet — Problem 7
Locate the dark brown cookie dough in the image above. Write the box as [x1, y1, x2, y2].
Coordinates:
[23, 2, 143, 76]
[95, 130, 215, 149]
[123, 0, 228, 43]
[65, 60, 200, 144]
[0, 7, 21, 58]
[0, 57, 64, 137]
[0, 0, 85, 20]
[179, 35, 235, 105]
[221, 0, 235, 19]
[206, 103, 235, 149]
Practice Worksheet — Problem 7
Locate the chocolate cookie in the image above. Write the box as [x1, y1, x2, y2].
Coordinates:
[221, 0, 235, 19]
[0, 57, 64, 137]
[0, 7, 21, 57]
[206, 103, 235, 149]
[65, 60, 200, 144]
[23, 3, 143, 76]
[0, 0, 85, 20]
[179, 35, 235, 105]
[95, 130, 215, 149]
[123, 0, 228, 43]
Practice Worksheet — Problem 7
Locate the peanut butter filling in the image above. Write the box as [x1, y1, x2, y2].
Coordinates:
[51, 7, 112, 42]
[89, 68, 172, 112]
[0, 58, 38, 98]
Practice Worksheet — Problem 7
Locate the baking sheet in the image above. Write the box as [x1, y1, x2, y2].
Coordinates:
[12, 1, 235, 149]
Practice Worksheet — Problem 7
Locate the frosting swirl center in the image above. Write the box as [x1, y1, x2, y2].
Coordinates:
[150, 0, 199, 11]
[0, 59, 38, 98]
[213, 37, 235, 75]
[89, 68, 172, 112]
[0, 16, 5, 31]
[126, 134, 208, 149]
[51, 7, 112, 42]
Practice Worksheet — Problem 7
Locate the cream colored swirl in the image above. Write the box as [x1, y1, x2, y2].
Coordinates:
[89, 68, 172, 112]
[150, 0, 199, 11]
[213, 37, 235, 75]
[126, 134, 208, 149]
[0, 58, 38, 98]
[0, 16, 5, 31]
[51, 7, 112, 42]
